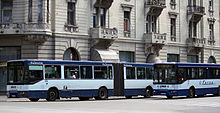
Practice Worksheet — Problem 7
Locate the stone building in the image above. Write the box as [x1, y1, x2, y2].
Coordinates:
[0, 0, 220, 92]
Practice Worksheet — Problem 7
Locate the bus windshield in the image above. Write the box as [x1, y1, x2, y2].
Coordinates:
[7, 62, 43, 84]
[154, 64, 178, 84]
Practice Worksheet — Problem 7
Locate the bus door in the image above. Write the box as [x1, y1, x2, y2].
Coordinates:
[113, 63, 124, 96]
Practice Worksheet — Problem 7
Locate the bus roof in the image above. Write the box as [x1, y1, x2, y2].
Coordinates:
[154, 62, 220, 67]
[7, 59, 153, 67]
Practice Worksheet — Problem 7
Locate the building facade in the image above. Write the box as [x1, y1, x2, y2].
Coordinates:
[0, 0, 220, 92]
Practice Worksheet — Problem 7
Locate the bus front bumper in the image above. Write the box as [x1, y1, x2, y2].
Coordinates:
[154, 89, 188, 96]
[7, 90, 48, 99]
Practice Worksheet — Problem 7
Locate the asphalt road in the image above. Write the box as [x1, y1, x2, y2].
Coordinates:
[0, 95, 220, 113]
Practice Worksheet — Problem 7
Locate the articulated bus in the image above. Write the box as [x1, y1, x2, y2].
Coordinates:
[7, 59, 153, 101]
[153, 62, 220, 98]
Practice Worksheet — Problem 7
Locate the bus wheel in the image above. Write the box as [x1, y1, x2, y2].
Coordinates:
[166, 96, 173, 99]
[46, 89, 59, 101]
[78, 97, 90, 101]
[188, 88, 195, 98]
[95, 87, 108, 100]
[125, 96, 132, 99]
[29, 98, 39, 102]
[144, 87, 152, 98]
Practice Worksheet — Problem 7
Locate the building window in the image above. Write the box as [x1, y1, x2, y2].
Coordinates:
[119, 51, 134, 62]
[187, 55, 198, 63]
[0, 47, 21, 62]
[188, 0, 196, 6]
[28, 0, 32, 22]
[67, 2, 76, 25]
[189, 22, 197, 38]
[209, 24, 214, 40]
[63, 48, 79, 61]
[1, 0, 13, 23]
[167, 54, 179, 62]
[209, 0, 214, 12]
[124, 11, 130, 37]
[151, 16, 157, 33]
[146, 15, 150, 33]
[170, 18, 176, 41]
[47, 0, 49, 23]
[38, 0, 43, 22]
[93, 8, 105, 28]
[170, 0, 176, 10]
[208, 56, 216, 63]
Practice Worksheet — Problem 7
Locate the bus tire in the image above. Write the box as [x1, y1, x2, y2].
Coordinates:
[125, 96, 132, 99]
[29, 98, 39, 102]
[144, 87, 152, 98]
[46, 88, 59, 101]
[188, 88, 195, 98]
[78, 97, 90, 101]
[166, 96, 173, 99]
[95, 87, 108, 100]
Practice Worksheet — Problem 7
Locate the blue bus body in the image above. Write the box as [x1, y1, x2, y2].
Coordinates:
[153, 62, 220, 98]
[7, 59, 153, 101]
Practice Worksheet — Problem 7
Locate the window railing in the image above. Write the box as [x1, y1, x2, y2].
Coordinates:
[0, 22, 51, 34]
[145, 32, 167, 44]
[146, 0, 166, 6]
[187, 5, 205, 14]
[90, 27, 118, 39]
[187, 37, 206, 47]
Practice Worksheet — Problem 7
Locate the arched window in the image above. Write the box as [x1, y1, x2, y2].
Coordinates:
[63, 48, 79, 61]
[208, 56, 216, 63]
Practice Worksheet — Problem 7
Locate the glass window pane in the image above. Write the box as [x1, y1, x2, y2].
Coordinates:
[137, 67, 145, 79]
[45, 65, 61, 79]
[146, 67, 153, 79]
[94, 66, 108, 79]
[126, 67, 135, 79]
[80, 66, 92, 79]
[119, 51, 134, 62]
[108, 66, 113, 79]
[64, 66, 79, 79]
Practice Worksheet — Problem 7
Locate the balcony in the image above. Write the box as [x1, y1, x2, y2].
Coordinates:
[0, 23, 51, 35]
[90, 27, 118, 48]
[145, 32, 167, 45]
[0, 23, 25, 34]
[145, 0, 166, 16]
[186, 37, 206, 48]
[187, 5, 205, 22]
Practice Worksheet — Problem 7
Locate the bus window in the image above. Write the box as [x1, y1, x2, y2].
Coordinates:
[28, 65, 43, 83]
[209, 68, 216, 79]
[108, 66, 113, 79]
[80, 66, 92, 79]
[94, 66, 108, 79]
[216, 69, 220, 79]
[126, 67, 135, 79]
[177, 68, 187, 82]
[64, 66, 79, 79]
[45, 65, 61, 79]
[188, 68, 198, 79]
[146, 67, 153, 79]
[198, 68, 207, 79]
[137, 67, 145, 79]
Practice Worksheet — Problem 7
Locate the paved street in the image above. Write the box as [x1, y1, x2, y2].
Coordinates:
[1, 95, 220, 113]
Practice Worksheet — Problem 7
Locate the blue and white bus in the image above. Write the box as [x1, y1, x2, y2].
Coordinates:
[7, 59, 153, 101]
[153, 62, 220, 98]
